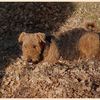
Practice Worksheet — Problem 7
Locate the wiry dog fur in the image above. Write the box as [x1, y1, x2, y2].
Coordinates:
[18, 22, 100, 64]
[18, 32, 60, 64]
[78, 22, 100, 59]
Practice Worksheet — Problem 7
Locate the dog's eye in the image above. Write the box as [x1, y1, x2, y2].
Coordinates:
[33, 45, 36, 48]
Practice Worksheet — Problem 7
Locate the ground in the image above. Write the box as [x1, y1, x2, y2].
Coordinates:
[0, 2, 100, 98]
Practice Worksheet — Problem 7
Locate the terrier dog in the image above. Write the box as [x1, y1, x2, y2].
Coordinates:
[18, 22, 100, 64]
[78, 22, 100, 59]
[18, 32, 60, 64]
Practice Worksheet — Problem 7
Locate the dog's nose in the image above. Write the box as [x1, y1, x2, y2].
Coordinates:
[27, 59, 32, 63]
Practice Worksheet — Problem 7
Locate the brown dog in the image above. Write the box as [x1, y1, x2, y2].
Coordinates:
[78, 22, 100, 59]
[18, 22, 100, 64]
[18, 32, 60, 64]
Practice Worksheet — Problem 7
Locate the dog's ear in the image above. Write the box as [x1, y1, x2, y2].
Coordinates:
[35, 32, 46, 43]
[18, 32, 26, 43]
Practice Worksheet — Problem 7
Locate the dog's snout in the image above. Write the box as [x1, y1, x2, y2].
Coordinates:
[27, 58, 32, 63]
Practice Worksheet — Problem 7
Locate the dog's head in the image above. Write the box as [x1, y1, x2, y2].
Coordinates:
[18, 32, 46, 63]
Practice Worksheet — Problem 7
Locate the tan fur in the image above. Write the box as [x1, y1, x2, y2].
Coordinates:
[78, 22, 100, 59]
[43, 38, 60, 63]
[18, 32, 60, 64]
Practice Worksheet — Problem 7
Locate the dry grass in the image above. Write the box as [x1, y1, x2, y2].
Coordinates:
[0, 2, 100, 98]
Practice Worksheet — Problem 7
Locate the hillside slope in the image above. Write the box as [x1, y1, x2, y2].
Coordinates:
[0, 2, 100, 98]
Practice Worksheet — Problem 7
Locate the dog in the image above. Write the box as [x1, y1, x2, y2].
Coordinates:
[78, 22, 100, 59]
[18, 32, 60, 64]
[18, 22, 100, 64]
